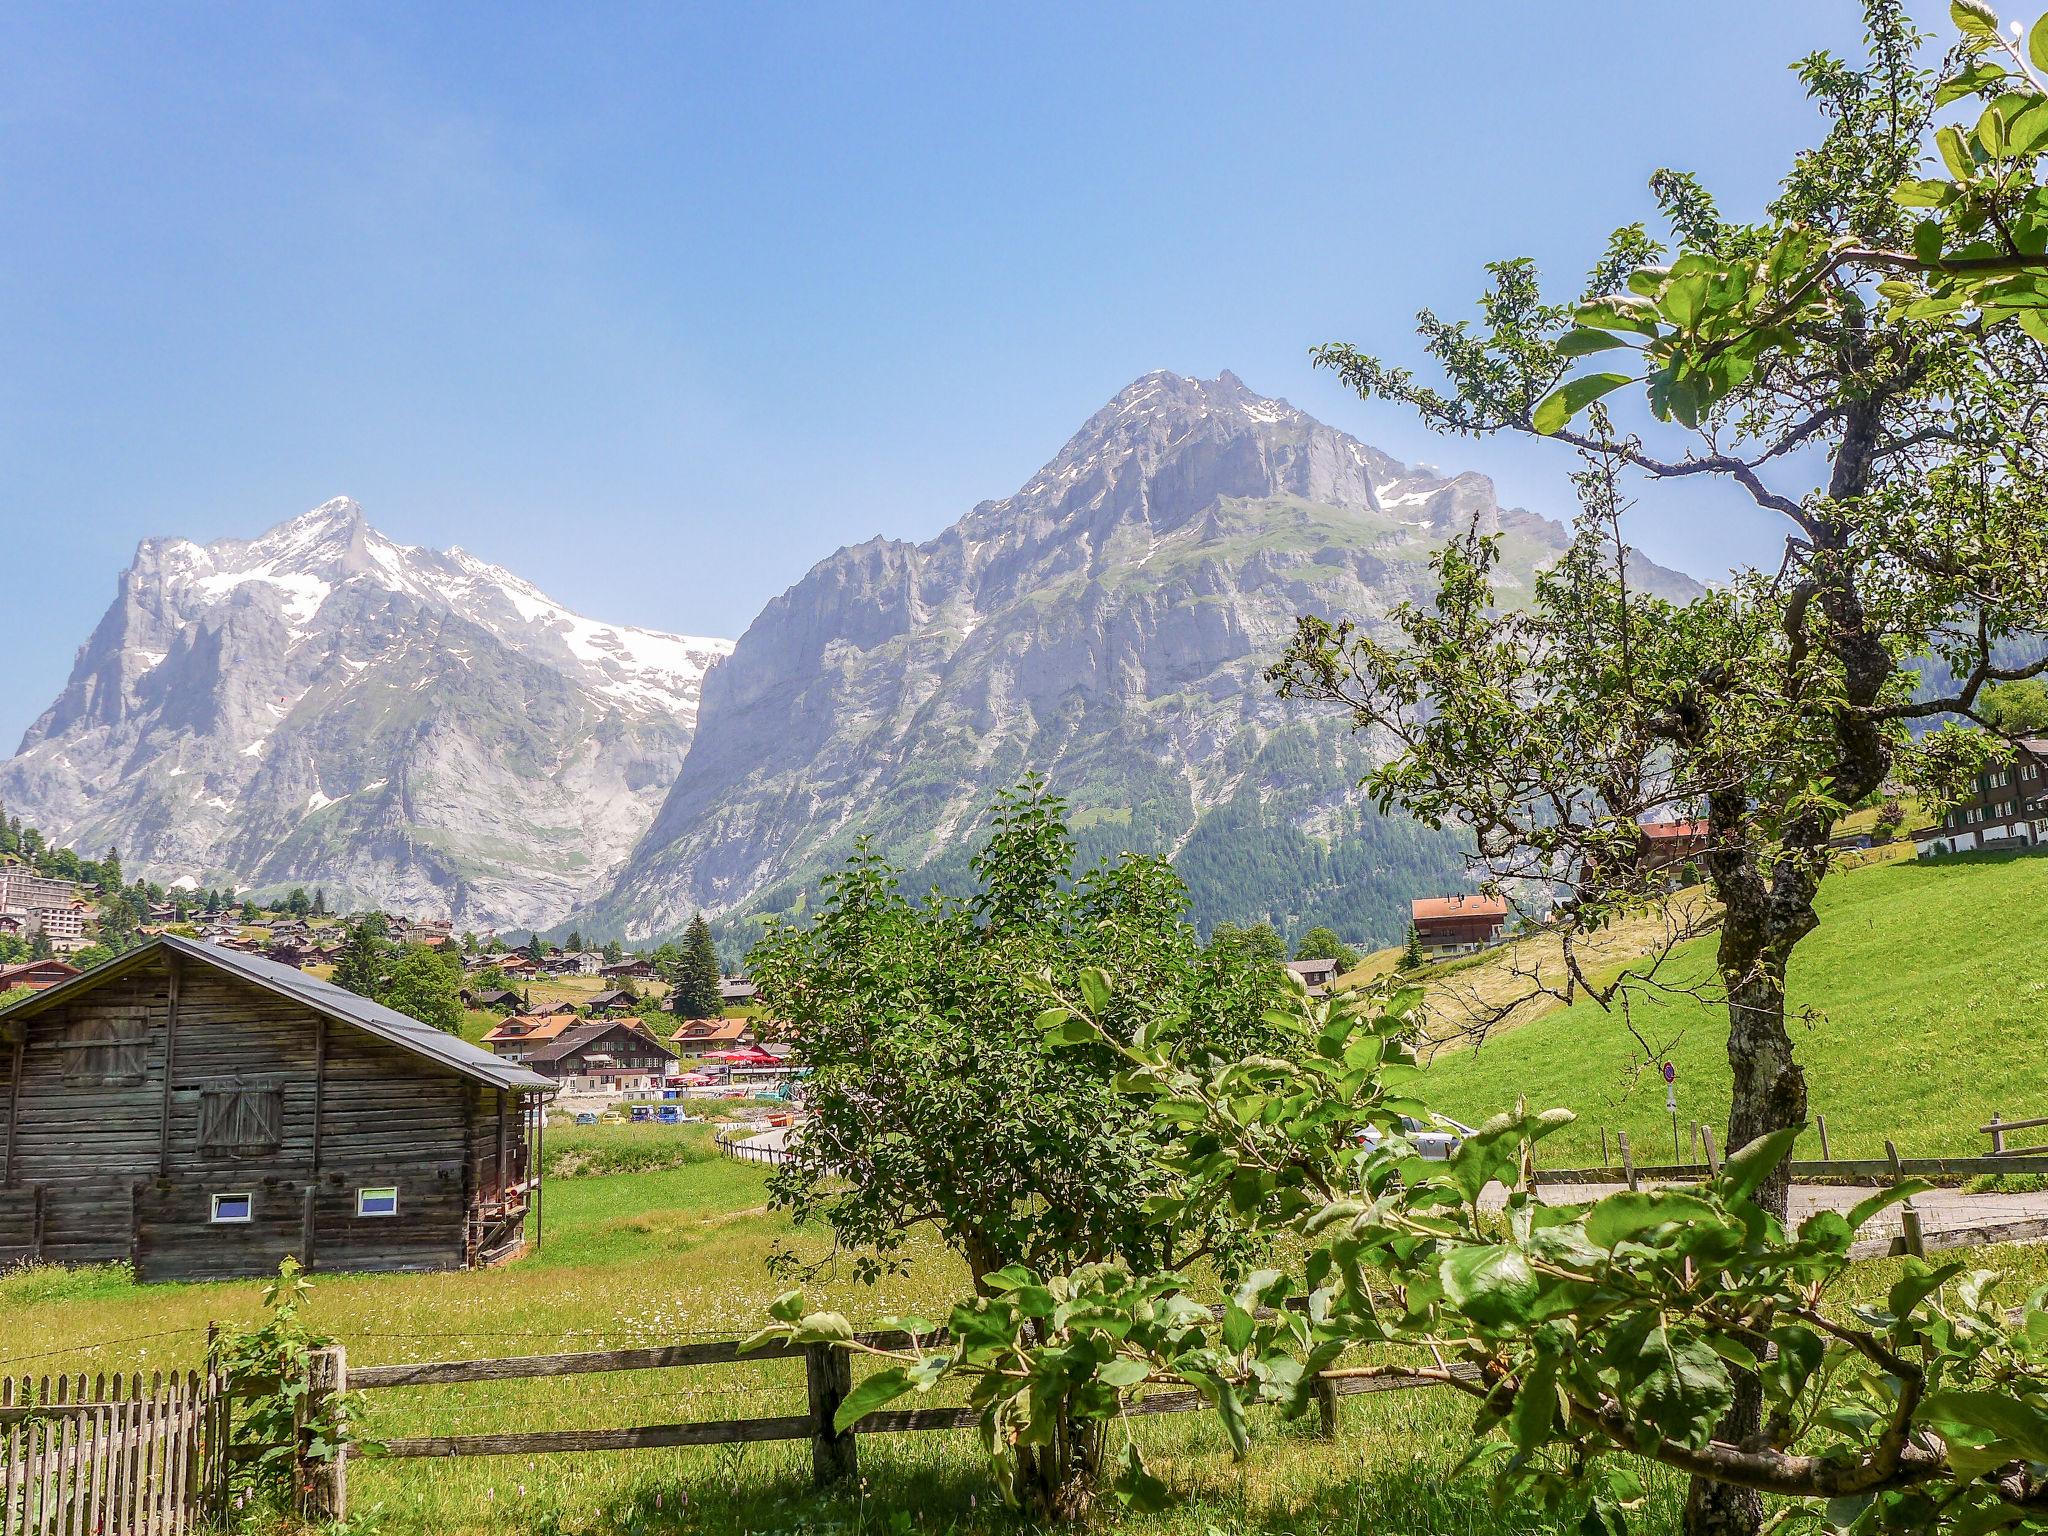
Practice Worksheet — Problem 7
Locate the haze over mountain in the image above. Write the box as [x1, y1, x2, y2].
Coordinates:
[581, 370, 1703, 947]
[0, 500, 731, 929]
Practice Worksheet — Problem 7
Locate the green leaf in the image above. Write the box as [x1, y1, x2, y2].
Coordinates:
[1555, 327, 1629, 357]
[1610, 1311, 1734, 1448]
[1113, 1442, 1172, 1513]
[797, 1311, 855, 1343]
[1938, 124, 1976, 180]
[1922, 1390, 2048, 1462]
[1894, 179, 1956, 209]
[1844, 1180, 1929, 1233]
[834, 1365, 914, 1431]
[1532, 372, 1632, 435]
[1098, 1356, 1153, 1389]
[1953, 0, 2001, 41]
[1718, 1127, 1799, 1202]
[1439, 1244, 1539, 1327]
[1077, 967, 1113, 1015]
[2032, 11, 2048, 72]
[1509, 1354, 1556, 1450]
[1585, 1189, 1719, 1249]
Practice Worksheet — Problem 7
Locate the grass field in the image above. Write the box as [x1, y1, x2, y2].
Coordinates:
[1, 1125, 1666, 1536]
[1405, 850, 2048, 1163]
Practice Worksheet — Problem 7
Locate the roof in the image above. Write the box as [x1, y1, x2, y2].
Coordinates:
[521, 1017, 679, 1066]
[1, 936, 554, 1094]
[673, 1017, 748, 1045]
[719, 978, 758, 1000]
[482, 1013, 580, 1045]
[1643, 819, 1709, 840]
[1286, 958, 1341, 977]
[1411, 894, 1509, 922]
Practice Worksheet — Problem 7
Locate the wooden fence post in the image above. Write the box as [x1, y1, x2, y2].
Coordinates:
[1313, 1373, 1339, 1439]
[300, 1346, 348, 1522]
[1990, 1112, 2005, 1157]
[1886, 1141, 1926, 1259]
[1817, 1114, 1831, 1163]
[1700, 1126, 1720, 1177]
[1618, 1132, 1637, 1192]
[1599, 1127, 1609, 1168]
[804, 1342, 857, 1486]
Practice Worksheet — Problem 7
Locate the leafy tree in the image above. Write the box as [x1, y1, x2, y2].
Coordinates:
[764, 974, 2048, 1533]
[1983, 678, 2048, 734]
[284, 888, 312, 918]
[1205, 920, 1285, 967]
[747, 781, 1294, 1514]
[670, 912, 724, 1019]
[379, 944, 464, 1034]
[330, 918, 389, 999]
[239, 899, 259, 924]
[602, 938, 624, 967]
[1262, 11, 2048, 1534]
[1293, 925, 1358, 970]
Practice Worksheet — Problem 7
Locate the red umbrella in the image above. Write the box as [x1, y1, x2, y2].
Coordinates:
[703, 1047, 780, 1064]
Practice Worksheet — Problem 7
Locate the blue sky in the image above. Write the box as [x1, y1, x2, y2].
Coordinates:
[0, 3, 1898, 745]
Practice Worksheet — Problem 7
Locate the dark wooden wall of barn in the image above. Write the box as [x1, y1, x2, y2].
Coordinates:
[0, 955, 532, 1281]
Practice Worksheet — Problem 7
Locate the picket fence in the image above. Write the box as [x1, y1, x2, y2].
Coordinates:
[0, 1370, 224, 1536]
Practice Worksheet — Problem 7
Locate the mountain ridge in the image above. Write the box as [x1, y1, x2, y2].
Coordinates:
[580, 369, 1702, 946]
[0, 498, 731, 928]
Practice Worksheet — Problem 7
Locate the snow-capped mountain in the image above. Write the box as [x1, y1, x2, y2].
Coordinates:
[581, 370, 1702, 946]
[1, 499, 731, 928]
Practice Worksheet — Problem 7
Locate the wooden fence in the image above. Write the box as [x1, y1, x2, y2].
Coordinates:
[714, 1126, 794, 1166]
[343, 1328, 1470, 1497]
[0, 1370, 223, 1536]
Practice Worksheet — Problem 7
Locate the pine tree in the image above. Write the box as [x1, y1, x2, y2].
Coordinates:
[671, 911, 724, 1019]
[331, 918, 389, 999]
[313, 888, 328, 916]
[1399, 923, 1424, 971]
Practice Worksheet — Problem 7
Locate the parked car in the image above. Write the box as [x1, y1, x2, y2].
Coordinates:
[655, 1105, 682, 1124]
[630, 1105, 653, 1123]
[1359, 1114, 1475, 1161]
[573, 1112, 598, 1126]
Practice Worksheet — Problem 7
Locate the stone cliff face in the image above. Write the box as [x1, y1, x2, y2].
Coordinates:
[584, 371, 1702, 945]
[1, 499, 731, 928]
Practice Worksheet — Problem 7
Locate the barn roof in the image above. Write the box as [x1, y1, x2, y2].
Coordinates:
[520, 1017, 680, 1065]
[1, 935, 555, 1094]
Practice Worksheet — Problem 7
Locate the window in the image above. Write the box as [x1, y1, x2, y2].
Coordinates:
[60, 1011, 149, 1087]
[210, 1192, 253, 1224]
[196, 1078, 283, 1155]
[356, 1186, 398, 1218]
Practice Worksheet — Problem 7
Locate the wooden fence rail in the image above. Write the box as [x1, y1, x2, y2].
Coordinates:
[347, 1330, 1479, 1483]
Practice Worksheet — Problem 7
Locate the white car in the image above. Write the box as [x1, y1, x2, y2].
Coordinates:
[1359, 1114, 1475, 1161]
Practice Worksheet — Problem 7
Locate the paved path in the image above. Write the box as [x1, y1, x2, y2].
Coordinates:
[1482, 1180, 2048, 1248]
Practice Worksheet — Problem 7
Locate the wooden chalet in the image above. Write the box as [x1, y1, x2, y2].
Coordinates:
[672, 1017, 749, 1052]
[1639, 819, 1711, 884]
[461, 987, 521, 1012]
[517, 1019, 677, 1090]
[718, 977, 758, 1005]
[601, 957, 657, 980]
[0, 959, 82, 993]
[583, 988, 634, 1014]
[0, 936, 554, 1281]
[1410, 895, 1508, 956]
[480, 1014, 580, 1058]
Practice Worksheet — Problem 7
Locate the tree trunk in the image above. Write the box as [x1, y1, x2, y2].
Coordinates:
[1017, 1409, 1107, 1521]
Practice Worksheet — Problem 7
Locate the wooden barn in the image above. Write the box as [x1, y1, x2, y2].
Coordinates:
[0, 935, 555, 1282]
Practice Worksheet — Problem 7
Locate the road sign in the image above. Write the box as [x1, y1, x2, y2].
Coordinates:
[1661, 1061, 1676, 1084]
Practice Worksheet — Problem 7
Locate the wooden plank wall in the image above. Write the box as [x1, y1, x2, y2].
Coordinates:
[0, 955, 515, 1280]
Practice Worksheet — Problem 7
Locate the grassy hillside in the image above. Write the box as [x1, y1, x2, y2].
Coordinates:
[1405, 851, 2048, 1163]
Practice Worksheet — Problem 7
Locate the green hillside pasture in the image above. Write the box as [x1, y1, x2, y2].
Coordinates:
[1407, 852, 2048, 1164]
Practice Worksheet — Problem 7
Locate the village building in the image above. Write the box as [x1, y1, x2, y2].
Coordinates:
[672, 1017, 750, 1053]
[1640, 819, 1711, 884]
[583, 988, 635, 1014]
[545, 951, 603, 977]
[718, 977, 758, 1006]
[1915, 738, 2048, 856]
[480, 1013, 581, 1059]
[0, 959, 81, 993]
[601, 957, 657, 980]
[0, 868, 80, 915]
[461, 987, 521, 1012]
[515, 1019, 676, 1092]
[0, 936, 553, 1281]
[28, 905, 90, 954]
[1284, 957, 1343, 996]
[1411, 894, 1509, 956]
